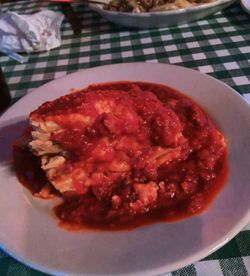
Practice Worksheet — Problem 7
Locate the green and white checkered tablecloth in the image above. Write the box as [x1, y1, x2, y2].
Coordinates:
[0, 0, 249, 275]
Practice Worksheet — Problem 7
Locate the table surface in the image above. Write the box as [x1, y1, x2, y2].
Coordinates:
[0, 0, 249, 275]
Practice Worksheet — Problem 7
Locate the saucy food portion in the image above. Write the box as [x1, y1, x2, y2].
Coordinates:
[13, 81, 228, 230]
[104, 0, 217, 13]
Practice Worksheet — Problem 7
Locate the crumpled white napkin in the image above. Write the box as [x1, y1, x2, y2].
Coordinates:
[0, 10, 64, 54]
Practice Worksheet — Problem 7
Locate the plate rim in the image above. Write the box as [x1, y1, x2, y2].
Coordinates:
[1, 62, 249, 119]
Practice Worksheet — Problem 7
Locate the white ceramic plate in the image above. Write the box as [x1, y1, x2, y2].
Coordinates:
[0, 63, 250, 275]
[88, 0, 236, 28]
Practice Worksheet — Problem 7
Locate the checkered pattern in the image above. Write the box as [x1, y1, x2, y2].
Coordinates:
[0, 0, 249, 275]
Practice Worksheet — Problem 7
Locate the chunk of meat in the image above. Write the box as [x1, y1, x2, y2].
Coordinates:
[129, 182, 158, 214]
[134, 182, 158, 205]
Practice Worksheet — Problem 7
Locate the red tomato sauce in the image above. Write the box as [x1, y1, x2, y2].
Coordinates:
[13, 81, 229, 231]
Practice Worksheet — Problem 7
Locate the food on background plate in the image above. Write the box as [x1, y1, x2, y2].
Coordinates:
[13, 81, 228, 230]
[104, 0, 218, 13]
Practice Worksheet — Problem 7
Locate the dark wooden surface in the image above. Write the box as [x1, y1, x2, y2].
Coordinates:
[60, 2, 82, 35]
[0, 66, 11, 112]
